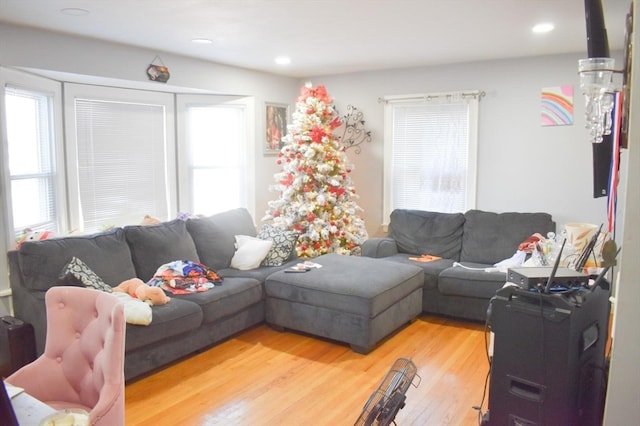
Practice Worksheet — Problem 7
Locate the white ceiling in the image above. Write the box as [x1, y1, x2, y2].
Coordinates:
[0, 0, 632, 78]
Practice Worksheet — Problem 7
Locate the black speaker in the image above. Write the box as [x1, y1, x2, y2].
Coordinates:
[486, 285, 610, 426]
[0, 316, 37, 378]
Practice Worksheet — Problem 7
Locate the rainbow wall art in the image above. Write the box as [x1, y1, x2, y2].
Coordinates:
[541, 85, 574, 126]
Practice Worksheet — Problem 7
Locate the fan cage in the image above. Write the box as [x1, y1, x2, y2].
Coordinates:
[355, 358, 420, 426]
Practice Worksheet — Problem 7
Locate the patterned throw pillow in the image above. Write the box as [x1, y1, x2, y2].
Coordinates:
[258, 224, 300, 267]
[58, 257, 113, 293]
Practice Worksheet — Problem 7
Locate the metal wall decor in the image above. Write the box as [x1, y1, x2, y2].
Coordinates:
[336, 105, 371, 154]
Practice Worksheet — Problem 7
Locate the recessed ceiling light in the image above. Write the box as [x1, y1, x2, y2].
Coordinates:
[275, 56, 291, 65]
[60, 8, 90, 16]
[532, 23, 554, 34]
[191, 38, 213, 44]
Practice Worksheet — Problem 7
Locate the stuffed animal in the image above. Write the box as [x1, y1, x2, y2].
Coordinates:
[16, 228, 53, 249]
[140, 214, 161, 226]
[114, 278, 170, 306]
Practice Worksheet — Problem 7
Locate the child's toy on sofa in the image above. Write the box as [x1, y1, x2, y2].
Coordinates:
[16, 229, 53, 249]
[114, 278, 170, 306]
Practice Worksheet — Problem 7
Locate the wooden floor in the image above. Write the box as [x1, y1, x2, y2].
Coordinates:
[125, 315, 490, 426]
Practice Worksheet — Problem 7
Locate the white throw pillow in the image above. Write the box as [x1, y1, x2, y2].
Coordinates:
[231, 235, 273, 270]
[112, 292, 152, 326]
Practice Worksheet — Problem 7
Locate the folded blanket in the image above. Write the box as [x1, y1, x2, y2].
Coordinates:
[147, 260, 223, 294]
[112, 292, 152, 325]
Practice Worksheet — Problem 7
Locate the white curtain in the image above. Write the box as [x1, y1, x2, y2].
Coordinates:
[383, 91, 480, 219]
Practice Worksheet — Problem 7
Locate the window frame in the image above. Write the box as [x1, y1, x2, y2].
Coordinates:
[176, 94, 255, 218]
[63, 83, 177, 232]
[0, 67, 66, 241]
[382, 91, 480, 222]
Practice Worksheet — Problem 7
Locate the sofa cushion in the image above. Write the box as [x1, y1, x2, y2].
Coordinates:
[18, 228, 137, 291]
[265, 254, 424, 318]
[380, 254, 455, 291]
[124, 219, 200, 282]
[438, 263, 508, 299]
[186, 208, 257, 270]
[174, 277, 263, 324]
[461, 210, 555, 264]
[124, 297, 203, 352]
[388, 209, 465, 259]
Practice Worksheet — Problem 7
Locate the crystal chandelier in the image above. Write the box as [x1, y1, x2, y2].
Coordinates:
[578, 57, 616, 143]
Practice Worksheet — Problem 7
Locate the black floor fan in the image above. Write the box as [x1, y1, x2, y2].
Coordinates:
[355, 358, 421, 426]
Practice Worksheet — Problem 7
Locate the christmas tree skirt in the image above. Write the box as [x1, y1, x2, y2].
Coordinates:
[264, 254, 424, 353]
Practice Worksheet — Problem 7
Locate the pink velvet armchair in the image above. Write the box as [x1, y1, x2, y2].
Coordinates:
[7, 286, 126, 425]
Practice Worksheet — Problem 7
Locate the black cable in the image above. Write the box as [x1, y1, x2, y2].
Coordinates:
[537, 291, 545, 425]
[475, 368, 491, 425]
[474, 298, 494, 425]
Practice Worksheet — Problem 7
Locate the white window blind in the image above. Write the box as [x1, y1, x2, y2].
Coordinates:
[4, 85, 59, 235]
[383, 91, 480, 220]
[66, 85, 175, 232]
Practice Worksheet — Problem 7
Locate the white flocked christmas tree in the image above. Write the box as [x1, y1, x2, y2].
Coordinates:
[263, 83, 368, 257]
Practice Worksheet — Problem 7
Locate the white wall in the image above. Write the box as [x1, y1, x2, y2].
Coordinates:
[0, 23, 299, 316]
[309, 52, 623, 238]
[603, 2, 640, 422]
[0, 22, 621, 239]
[0, 23, 300, 226]
[1, 13, 639, 423]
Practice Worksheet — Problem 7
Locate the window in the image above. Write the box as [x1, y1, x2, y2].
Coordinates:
[64, 84, 176, 232]
[5, 87, 57, 233]
[176, 95, 255, 217]
[383, 91, 481, 219]
[1, 68, 65, 239]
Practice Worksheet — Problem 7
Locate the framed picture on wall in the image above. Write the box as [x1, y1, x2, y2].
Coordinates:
[265, 102, 288, 155]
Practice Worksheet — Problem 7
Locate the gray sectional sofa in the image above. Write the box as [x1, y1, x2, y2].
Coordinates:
[8, 206, 554, 381]
[9, 208, 298, 381]
[362, 209, 556, 321]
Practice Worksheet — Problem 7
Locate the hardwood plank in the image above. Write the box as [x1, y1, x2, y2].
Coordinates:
[125, 315, 489, 425]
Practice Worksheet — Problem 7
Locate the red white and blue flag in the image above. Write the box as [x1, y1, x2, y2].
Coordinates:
[607, 91, 622, 234]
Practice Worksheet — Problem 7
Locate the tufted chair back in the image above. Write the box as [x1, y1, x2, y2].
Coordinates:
[7, 286, 126, 425]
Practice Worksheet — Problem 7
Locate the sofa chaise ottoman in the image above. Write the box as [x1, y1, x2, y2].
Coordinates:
[264, 253, 424, 353]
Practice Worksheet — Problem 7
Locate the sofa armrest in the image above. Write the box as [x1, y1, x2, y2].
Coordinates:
[361, 238, 399, 258]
